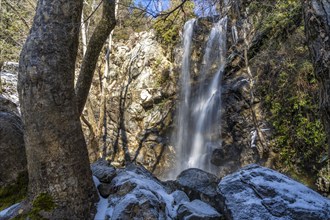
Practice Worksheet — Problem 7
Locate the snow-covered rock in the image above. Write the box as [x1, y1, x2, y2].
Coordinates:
[92, 162, 223, 220]
[0, 203, 20, 220]
[177, 200, 222, 220]
[91, 162, 330, 220]
[0, 62, 19, 108]
[91, 159, 116, 183]
[218, 164, 330, 220]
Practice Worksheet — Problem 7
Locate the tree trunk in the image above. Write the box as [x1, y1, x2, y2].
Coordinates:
[18, 0, 98, 219]
[303, 0, 330, 161]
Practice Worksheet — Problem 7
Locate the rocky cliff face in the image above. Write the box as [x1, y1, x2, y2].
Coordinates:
[86, 0, 328, 194]
[86, 31, 177, 175]
[83, 1, 287, 178]
[85, 15, 269, 178]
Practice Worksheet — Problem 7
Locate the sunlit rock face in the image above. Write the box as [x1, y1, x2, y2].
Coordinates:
[86, 0, 277, 178]
[85, 6, 270, 177]
[86, 31, 177, 175]
[0, 62, 19, 108]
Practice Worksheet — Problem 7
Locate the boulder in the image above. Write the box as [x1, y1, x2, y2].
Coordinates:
[218, 164, 330, 220]
[92, 163, 224, 219]
[177, 199, 222, 220]
[91, 159, 116, 183]
[0, 96, 26, 188]
[105, 164, 173, 219]
[176, 168, 221, 212]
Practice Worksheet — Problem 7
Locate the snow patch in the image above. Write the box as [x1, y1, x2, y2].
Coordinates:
[0, 203, 20, 218]
[93, 176, 109, 220]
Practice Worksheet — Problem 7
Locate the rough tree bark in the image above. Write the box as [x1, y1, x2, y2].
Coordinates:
[18, 0, 98, 219]
[303, 0, 330, 160]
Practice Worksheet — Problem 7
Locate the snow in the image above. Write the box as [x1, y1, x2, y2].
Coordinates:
[220, 164, 330, 218]
[0, 203, 20, 218]
[179, 199, 220, 217]
[245, 167, 330, 211]
[111, 170, 177, 218]
[93, 176, 109, 220]
[0, 71, 19, 107]
[250, 130, 257, 148]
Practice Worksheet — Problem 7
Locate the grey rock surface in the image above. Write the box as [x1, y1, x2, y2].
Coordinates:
[91, 159, 116, 183]
[177, 199, 222, 220]
[176, 168, 221, 212]
[218, 164, 330, 220]
[0, 96, 26, 188]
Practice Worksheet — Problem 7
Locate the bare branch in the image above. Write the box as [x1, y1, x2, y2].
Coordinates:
[4, 0, 30, 29]
[75, 0, 117, 115]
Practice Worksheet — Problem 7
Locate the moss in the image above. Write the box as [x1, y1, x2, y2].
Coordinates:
[29, 193, 55, 219]
[32, 193, 55, 212]
[0, 171, 28, 211]
[254, 16, 327, 188]
[13, 193, 56, 220]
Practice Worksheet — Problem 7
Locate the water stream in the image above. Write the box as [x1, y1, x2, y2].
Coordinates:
[173, 16, 228, 176]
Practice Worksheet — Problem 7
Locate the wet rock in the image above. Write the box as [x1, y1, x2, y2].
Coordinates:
[177, 200, 222, 220]
[91, 159, 116, 183]
[176, 168, 221, 212]
[218, 164, 330, 220]
[97, 183, 113, 198]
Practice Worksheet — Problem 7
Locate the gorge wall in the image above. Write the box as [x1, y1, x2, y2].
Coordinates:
[85, 1, 271, 178]
[85, 0, 328, 195]
[1, 0, 327, 195]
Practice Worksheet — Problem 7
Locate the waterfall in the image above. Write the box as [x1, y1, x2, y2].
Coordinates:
[175, 19, 195, 175]
[173, 17, 228, 176]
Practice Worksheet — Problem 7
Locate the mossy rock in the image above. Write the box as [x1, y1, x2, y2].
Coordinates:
[0, 171, 28, 211]
[12, 193, 56, 220]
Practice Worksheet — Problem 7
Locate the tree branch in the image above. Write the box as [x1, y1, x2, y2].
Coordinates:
[75, 0, 117, 115]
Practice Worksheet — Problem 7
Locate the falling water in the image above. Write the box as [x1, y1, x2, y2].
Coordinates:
[175, 19, 196, 174]
[174, 17, 228, 176]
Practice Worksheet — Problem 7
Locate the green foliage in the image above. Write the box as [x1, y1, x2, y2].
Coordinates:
[0, 172, 28, 211]
[13, 193, 56, 220]
[32, 193, 56, 213]
[153, 0, 195, 48]
[0, 1, 34, 62]
[113, 0, 150, 41]
[255, 21, 327, 184]
[249, 0, 302, 40]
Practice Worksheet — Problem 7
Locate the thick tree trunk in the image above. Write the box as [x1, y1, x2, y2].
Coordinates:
[303, 0, 330, 159]
[18, 0, 98, 219]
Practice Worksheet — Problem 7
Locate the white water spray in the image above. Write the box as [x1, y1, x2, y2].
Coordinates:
[174, 17, 228, 176]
